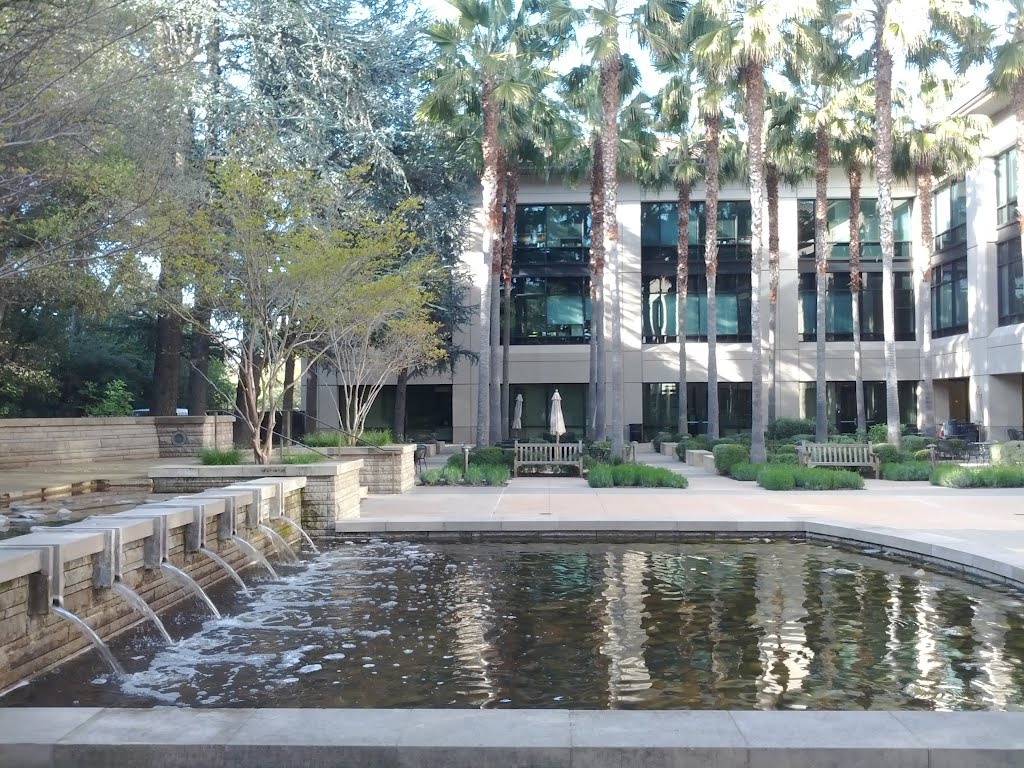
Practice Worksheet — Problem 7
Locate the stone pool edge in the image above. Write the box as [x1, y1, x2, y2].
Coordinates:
[334, 517, 1024, 591]
[1, 707, 1022, 767]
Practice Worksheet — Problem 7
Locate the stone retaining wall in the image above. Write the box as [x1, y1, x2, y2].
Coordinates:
[319, 445, 415, 494]
[149, 461, 363, 537]
[0, 416, 234, 469]
[0, 477, 306, 692]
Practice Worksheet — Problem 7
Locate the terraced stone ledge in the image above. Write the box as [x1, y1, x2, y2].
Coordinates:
[1, 708, 1021, 767]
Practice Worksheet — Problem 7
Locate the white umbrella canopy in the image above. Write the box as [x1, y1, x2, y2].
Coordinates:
[512, 393, 523, 433]
[549, 389, 566, 443]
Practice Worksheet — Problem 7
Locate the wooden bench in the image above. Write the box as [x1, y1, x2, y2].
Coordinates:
[513, 440, 584, 477]
[798, 442, 880, 478]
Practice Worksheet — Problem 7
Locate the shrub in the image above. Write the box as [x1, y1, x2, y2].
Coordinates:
[913, 449, 932, 461]
[652, 432, 674, 451]
[441, 466, 463, 484]
[199, 448, 244, 465]
[936, 438, 967, 459]
[677, 435, 712, 453]
[901, 435, 930, 453]
[771, 443, 799, 455]
[83, 379, 135, 416]
[587, 441, 612, 463]
[872, 443, 904, 464]
[830, 434, 859, 444]
[757, 465, 797, 490]
[279, 451, 325, 465]
[881, 462, 932, 481]
[359, 429, 393, 446]
[713, 444, 750, 475]
[463, 466, 486, 485]
[789, 433, 816, 445]
[587, 464, 686, 489]
[931, 464, 1024, 488]
[469, 446, 514, 467]
[729, 462, 760, 481]
[867, 424, 888, 443]
[991, 441, 1024, 466]
[588, 465, 614, 488]
[756, 465, 864, 491]
[481, 465, 510, 485]
[767, 452, 799, 465]
[303, 431, 344, 447]
[767, 418, 816, 440]
[419, 469, 445, 486]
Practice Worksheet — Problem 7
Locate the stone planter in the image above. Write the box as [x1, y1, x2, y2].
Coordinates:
[317, 445, 415, 494]
[660, 442, 678, 457]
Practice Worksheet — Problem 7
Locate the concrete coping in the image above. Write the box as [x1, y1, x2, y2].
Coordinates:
[112, 505, 196, 531]
[0, 546, 46, 582]
[326, 444, 416, 455]
[191, 487, 257, 509]
[148, 460, 363, 479]
[243, 476, 307, 494]
[0, 530, 109, 564]
[145, 497, 228, 519]
[1, 708, 1022, 767]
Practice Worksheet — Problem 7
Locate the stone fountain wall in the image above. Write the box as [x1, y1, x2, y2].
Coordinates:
[0, 477, 306, 693]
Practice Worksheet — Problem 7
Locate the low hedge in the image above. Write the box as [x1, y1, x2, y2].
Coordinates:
[880, 461, 933, 481]
[767, 418, 816, 440]
[757, 465, 864, 491]
[930, 464, 1024, 488]
[199, 448, 244, 465]
[421, 464, 509, 486]
[729, 462, 760, 481]
[991, 441, 1024, 466]
[446, 446, 514, 470]
[587, 463, 688, 489]
[713, 443, 750, 475]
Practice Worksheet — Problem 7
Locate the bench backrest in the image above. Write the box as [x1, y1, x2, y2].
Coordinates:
[514, 441, 582, 462]
[802, 442, 875, 463]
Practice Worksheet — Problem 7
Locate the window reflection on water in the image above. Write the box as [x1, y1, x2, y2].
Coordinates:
[9, 541, 1024, 711]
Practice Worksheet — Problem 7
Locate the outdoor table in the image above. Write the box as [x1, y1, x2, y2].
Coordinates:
[968, 441, 995, 463]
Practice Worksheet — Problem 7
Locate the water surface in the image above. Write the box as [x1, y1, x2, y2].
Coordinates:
[4, 540, 1024, 710]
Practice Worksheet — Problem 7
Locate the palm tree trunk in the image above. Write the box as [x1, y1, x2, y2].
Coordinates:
[501, 161, 519, 441]
[590, 137, 606, 441]
[677, 181, 690, 436]
[476, 76, 499, 446]
[393, 367, 409, 442]
[814, 123, 830, 443]
[849, 161, 867, 436]
[704, 111, 721, 440]
[488, 152, 506, 445]
[874, 3, 901, 446]
[1016, 76, 1024, 276]
[600, 48, 623, 455]
[766, 163, 780, 425]
[916, 166, 936, 436]
[745, 61, 767, 464]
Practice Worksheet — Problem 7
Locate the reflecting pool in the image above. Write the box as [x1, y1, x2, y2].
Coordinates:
[5, 540, 1024, 710]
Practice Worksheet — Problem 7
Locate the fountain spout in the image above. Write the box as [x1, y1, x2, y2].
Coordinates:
[200, 547, 251, 595]
[159, 563, 221, 619]
[111, 581, 173, 644]
[257, 524, 301, 564]
[231, 535, 279, 581]
[52, 606, 125, 678]
[273, 516, 320, 554]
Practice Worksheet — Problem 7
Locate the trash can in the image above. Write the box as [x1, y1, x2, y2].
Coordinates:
[628, 423, 643, 443]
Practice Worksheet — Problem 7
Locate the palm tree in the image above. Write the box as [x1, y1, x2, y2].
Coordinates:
[990, 2, 1024, 273]
[653, 73, 703, 437]
[684, 0, 815, 456]
[765, 90, 810, 425]
[421, 0, 579, 446]
[586, 0, 682, 456]
[561, 56, 652, 442]
[838, 0, 989, 445]
[833, 83, 875, 437]
[896, 81, 989, 436]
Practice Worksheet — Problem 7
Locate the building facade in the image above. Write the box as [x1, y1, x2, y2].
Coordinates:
[311, 89, 1024, 446]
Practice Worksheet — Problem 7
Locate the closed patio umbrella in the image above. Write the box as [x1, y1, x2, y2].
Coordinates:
[549, 389, 566, 443]
[512, 393, 523, 435]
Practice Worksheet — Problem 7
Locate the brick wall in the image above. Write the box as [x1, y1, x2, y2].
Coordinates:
[0, 416, 235, 469]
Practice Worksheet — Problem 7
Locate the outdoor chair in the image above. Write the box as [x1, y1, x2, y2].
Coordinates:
[1008, 428, 1023, 441]
[414, 444, 427, 475]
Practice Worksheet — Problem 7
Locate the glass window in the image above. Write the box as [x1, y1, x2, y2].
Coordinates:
[931, 257, 968, 337]
[800, 380, 919, 433]
[509, 383, 587, 440]
[996, 149, 1018, 227]
[641, 201, 752, 263]
[509, 276, 590, 345]
[799, 272, 914, 341]
[642, 382, 751, 438]
[933, 180, 967, 251]
[514, 204, 590, 264]
[798, 198, 912, 262]
[641, 273, 751, 343]
[998, 238, 1024, 326]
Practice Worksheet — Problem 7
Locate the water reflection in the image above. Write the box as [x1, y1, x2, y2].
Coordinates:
[4, 541, 1024, 710]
